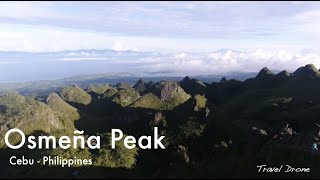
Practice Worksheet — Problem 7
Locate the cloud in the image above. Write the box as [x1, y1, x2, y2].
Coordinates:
[66, 52, 97, 57]
[0, 1, 317, 39]
[139, 49, 320, 75]
[174, 53, 187, 58]
[57, 57, 110, 61]
[2, 2, 320, 53]
[112, 40, 129, 51]
[57, 57, 143, 63]
[23, 40, 34, 51]
[0, 61, 20, 64]
[2, 48, 320, 83]
[50, 48, 320, 75]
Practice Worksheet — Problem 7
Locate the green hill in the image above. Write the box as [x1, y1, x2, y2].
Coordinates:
[256, 67, 274, 78]
[0, 93, 63, 148]
[86, 84, 115, 95]
[293, 64, 320, 79]
[46, 93, 80, 130]
[130, 93, 164, 110]
[116, 82, 134, 90]
[102, 88, 118, 99]
[112, 89, 140, 107]
[0, 91, 26, 109]
[133, 79, 147, 94]
[60, 84, 92, 105]
[151, 80, 191, 108]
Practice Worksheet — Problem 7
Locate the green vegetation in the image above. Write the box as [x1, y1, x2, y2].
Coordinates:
[130, 93, 164, 110]
[116, 82, 133, 90]
[112, 89, 140, 107]
[178, 117, 205, 139]
[0, 91, 26, 109]
[46, 93, 80, 130]
[193, 94, 207, 111]
[180, 76, 206, 95]
[94, 133, 139, 169]
[0, 93, 63, 148]
[149, 80, 191, 109]
[176, 145, 190, 163]
[293, 64, 320, 79]
[256, 67, 274, 78]
[60, 85, 92, 105]
[165, 90, 191, 109]
[86, 84, 115, 95]
[102, 89, 118, 99]
[2, 64, 320, 178]
[133, 79, 147, 93]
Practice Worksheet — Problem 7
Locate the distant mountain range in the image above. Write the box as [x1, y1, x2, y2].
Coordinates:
[0, 72, 257, 97]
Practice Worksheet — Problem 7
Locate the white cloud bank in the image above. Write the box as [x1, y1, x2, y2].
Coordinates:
[57, 57, 110, 61]
[47, 48, 320, 75]
[137, 49, 320, 75]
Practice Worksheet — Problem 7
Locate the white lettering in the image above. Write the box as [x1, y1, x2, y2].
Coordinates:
[5, 128, 25, 149]
[124, 136, 136, 149]
[59, 136, 71, 149]
[111, 129, 123, 149]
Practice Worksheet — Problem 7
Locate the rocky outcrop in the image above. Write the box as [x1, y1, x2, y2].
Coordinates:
[281, 123, 294, 136]
[251, 126, 268, 136]
[151, 112, 164, 126]
[153, 81, 187, 102]
[160, 83, 179, 101]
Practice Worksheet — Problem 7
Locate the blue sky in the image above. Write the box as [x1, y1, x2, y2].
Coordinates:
[1, 1, 320, 82]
